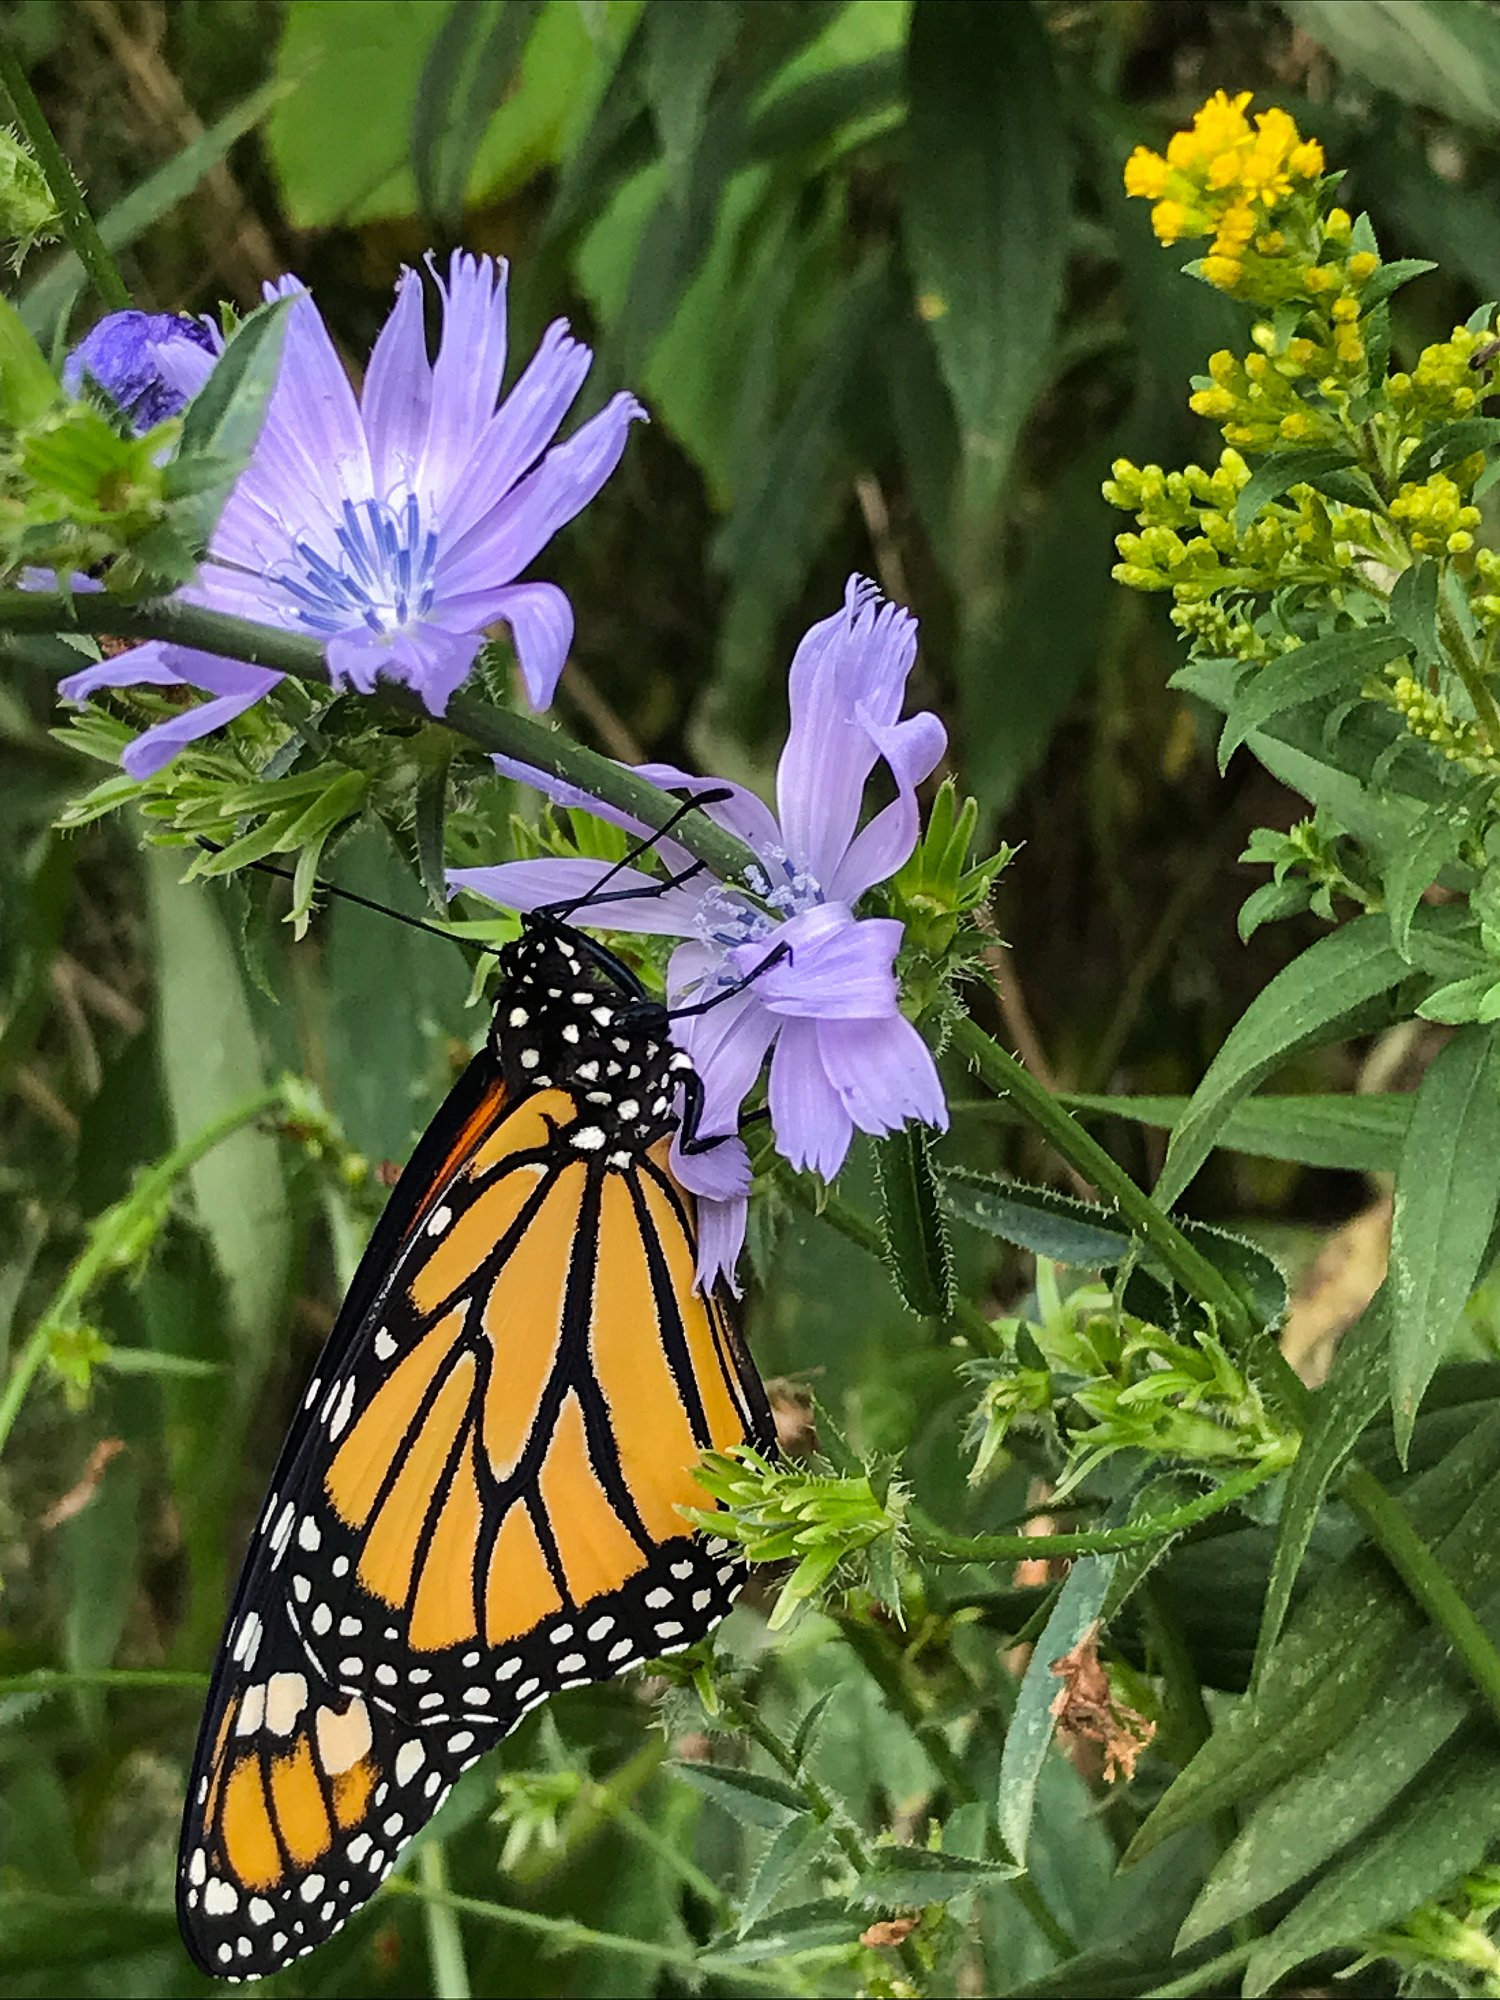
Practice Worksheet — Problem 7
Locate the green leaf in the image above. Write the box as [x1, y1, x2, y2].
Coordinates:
[1389, 1022, 1500, 1458]
[1231, 447, 1361, 534]
[942, 1170, 1129, 1268]
[1061, 1091, 1412, 1174]
[1215, 625, 1410, 773]
[903, 0, 1068, 520]
[1127, 1414, 1500, 1859]
[1383, 799, 1471, 958]
[1355, 255, 1441, 311]
[1254, 1287, 1390, 1672]
[144, 851, 289, 1393]
[1243, 1737, 1500, 1994]
[1155, 915, 1414, 1210]
[737, 1816, 826, 1936]
[268, 0, 603, 229]
[1399, 414, 1500, 482]
[643, 0, 738, 180]
[413, 749, 452, 913]
[169, 293, 292, 553]
[874, 1124, 954, 1316]
[791, 1687, 839, 1769]
[668, 1760, 806, 1829]
[703, 1899, 863, 1964]
[1285, 0, 1500, 129]
[853, 1846, 1018, 1908]
[998, 1552, 1115, 1863]
[412, 0, 546, 226]
[1388, 558, 1440, 664]
[1416, 971, 1500, 1023]
[0, 294, 59, 425]
[1187, 1584, 1500, 1945]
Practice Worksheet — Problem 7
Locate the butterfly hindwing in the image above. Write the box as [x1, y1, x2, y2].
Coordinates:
[179, 922, 772, 1979]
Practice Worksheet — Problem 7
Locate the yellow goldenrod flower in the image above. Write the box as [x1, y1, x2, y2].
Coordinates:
[1122, 90, 1338, 303]
[1124, 146, 1170, 199]
[1151, 199, 1190, 246]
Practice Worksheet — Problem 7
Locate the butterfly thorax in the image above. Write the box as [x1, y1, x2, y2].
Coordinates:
[490, 920, 693, 1163]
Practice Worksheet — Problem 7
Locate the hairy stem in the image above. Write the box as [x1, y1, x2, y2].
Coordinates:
[3, 589, 758, 884]
[0, 39, 129, 311]
[908, 1457, 1283, 1564]
[949, 1014, 1253, 1341]
[416, 1844, 471, 2000]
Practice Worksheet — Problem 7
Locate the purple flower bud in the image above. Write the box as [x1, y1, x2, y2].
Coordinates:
[63, 310, 218, 431]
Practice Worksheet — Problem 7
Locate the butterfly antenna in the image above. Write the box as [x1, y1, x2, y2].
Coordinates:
[538, 786, 734, 924]
[195, 840, 461, 947]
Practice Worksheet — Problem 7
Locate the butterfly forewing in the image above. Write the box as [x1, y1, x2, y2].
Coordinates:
[179, 924, 771, 1979]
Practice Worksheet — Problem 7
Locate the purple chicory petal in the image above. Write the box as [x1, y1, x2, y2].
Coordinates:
[635, 761, 783, 861]
[121, 688, 274, 779]
[447, 858, 704, 936]
[418, 253, 509, 498]
[486, 581, 573, 710]
[361, 267, 433, 497]
[252, 275, 372, 520]
[776, 576, 918, 884]
[767, 1016, 855, 1180]
[829, 707, 947, 902]
[816, 1012, 949, 1139]
[670, 984, 778, 1137]
[729, 905, 902, 1020]
[437, 391, 646, 592]
[59, 641, 191, 701]
[441, 319, 592, 535]
[671, 1129, 751, 1295]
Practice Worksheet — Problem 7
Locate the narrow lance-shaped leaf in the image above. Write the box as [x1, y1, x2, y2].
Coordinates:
[903, 0, 1069, 524]
[1389, 1021, 1500, 1459]
[1155, 914, 1414, 1210]
[875, 1123, 954, 1315]
[1243, 1738, 1500, 1996]
[1253, 1286, 1390, 1673]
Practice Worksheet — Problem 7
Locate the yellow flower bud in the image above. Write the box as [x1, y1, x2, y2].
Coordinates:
[1189, 387, 1235, 418]
[1287, 338, 1318, 369]
[1152, 199, 1189, 245]
[1202, 254, 1243, 290]
[1331, 296, 1360, 323]
[1347, 251, 1379, 283]
[1208, 349, 1238, 384]
[1279, 411, 1315, 440]
[1255, 230, 1286, 256]
[1124, 147, 1170, 199]
[1449, 530, 1475, 555]
[1304, 266, 1336, 292]
[1335, 328, 1364, 366]
[1289, 138, 1325, 178]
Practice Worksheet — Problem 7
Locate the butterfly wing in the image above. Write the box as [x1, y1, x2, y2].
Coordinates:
[178, 1056, 769, 1978]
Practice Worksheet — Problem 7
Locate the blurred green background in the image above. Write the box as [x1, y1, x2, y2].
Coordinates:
[7, 1, 1500, 1993]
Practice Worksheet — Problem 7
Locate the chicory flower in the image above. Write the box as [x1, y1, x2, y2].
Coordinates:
[63, 309, 220, 431]
[449, 576, 949, 1286]
[59, 255, 644, 778]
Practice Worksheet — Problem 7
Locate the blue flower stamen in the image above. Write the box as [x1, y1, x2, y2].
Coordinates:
[280, 496, 440, 638]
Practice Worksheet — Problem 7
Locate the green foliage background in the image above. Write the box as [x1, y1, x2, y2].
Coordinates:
[10, 1, 1500, 1995]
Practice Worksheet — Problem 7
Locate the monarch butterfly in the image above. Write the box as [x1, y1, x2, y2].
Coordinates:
[177, 856, 774, 1980]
